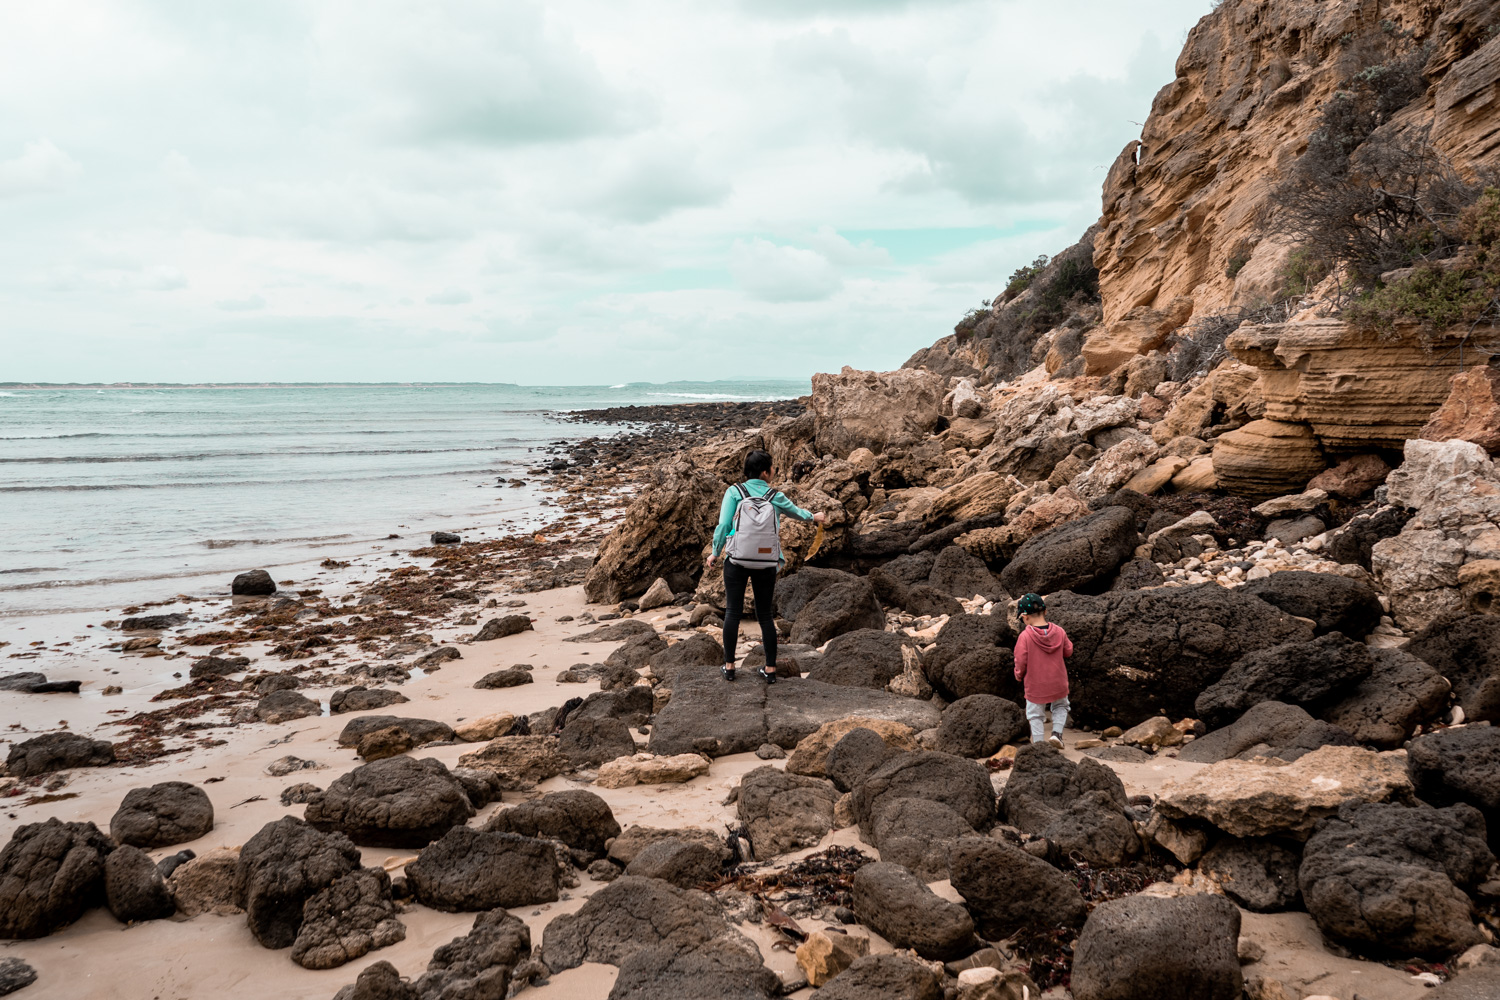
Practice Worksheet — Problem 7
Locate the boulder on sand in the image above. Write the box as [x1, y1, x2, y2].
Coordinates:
[1198, 837, 1302, 913]
[948, 835, 1087, 939]
[623, 838, 722, 889]
[1070, 893, 1242, 1000]
[826, 728, 908, 793]
[412, 909, 531, 1000]
[933, 694, 1026, 758]
[290, 867, 405, 970]
[789, 578, 885, 647]
[998, 743, 1139, 866]
[557, 715, 636, 769]
[852, 750, 995, 838]
[1178, 700, 1356, 764]
[256, 689, 320, 724]
[329, 687, 409, 714]
[1300, 800, 1494, 958]
[304, 756, 475, 848]
[609, 935, 781, 1000]
[785, 717, 918, 779]
[404, 826, 559, 912]
[805, 630, 910, 690]
[104, 843, 176, 923]
[473, 615, 532, 641]
[236, 816, 362, 949]
[541, 875, 744, 972]
[1241, 570, 1384, 639]
[736, 766, 838, 858]
[331, 961, 418, 1000]
[850, 862, 976, 961]
[1194, 632, 1374, 729]
[232, 569, 276, 596]
[168, 847, 242, 917]
[1047, 583, 1314, 727]
[998, 506, 1140, 597]
[0, 818, 114, 938]
[485, 790, 621, 861]
[455, 735, 570, 790]
[6, 731, 114, 778]
[110, 781, 214, 848]
[869, 798, 976, 882]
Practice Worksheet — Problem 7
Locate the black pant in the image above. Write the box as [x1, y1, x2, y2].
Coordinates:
[722, 559, 777, 668]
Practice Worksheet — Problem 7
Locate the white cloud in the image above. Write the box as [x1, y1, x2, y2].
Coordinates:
[731, 238, 843, 302]
[0, 139, 81, 197]
[216, 293, 266, 311]
[426, 288, 472, 305]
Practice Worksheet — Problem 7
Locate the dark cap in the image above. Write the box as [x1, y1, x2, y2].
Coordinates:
[1017, 593, 1046, 615]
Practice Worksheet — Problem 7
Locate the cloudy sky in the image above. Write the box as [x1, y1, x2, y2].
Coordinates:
[1, 0, 1211, 385]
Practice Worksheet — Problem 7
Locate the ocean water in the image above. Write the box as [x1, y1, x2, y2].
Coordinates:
[0, 381, 807, 617]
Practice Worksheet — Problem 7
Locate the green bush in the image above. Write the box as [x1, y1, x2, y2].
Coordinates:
[1002, 255, 1049, 302]
[1280, 249, 1331, 298]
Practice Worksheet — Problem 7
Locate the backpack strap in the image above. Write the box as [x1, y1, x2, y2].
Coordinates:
[734, 483, 751, 501]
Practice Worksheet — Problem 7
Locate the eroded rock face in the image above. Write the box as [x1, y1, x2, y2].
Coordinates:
[737, 767, 838, 859]
[1300, 801, 1494, 958]
[998, 744, 1139, 866]
[810, 367, 946, 457]
[405, 826, 559, 912]
[1422, 366, 1500, 455]
[584, 461, 724, 605]
[921, 612, 1018, 704]
[110, 781, 214, 848]
[455, 735, 570, 790]
[168, 847, 242, 917]
[1047, 584, 1313, 727]
[413, 909, 530, 1000]
[6, 731, 114, 778]
[1211, 418, 1326, 501]
[304, 756, 474, 848]
[949, 836, 1087, 940]
[290, 867, 404, 970]
[337, 716, 453, 748]
[236, 816, 362, 950]
[558, 715, 637, 769]
[541, 875, 743, 972]
[851, 862, 976, 961]
[1194, 633, 1374, 729]
[1071, 894, 1241, 1000]
[1156, 746, 1414, 838]
[485, 790, 621, 861]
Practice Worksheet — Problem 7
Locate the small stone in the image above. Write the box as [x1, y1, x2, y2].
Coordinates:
[1238, 937, 1266, 964]
[0, 958, 38, 996]
[454, 713, 516, 742]
[1074, 738, 1104, 749]
[754, 743, 786, 760]
[795, 929, 869, 987]
[595, 753, 709, 789]
[266, 755, 322, 777]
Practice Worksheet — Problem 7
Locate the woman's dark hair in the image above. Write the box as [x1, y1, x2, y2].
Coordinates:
[743, 449, 773, 481]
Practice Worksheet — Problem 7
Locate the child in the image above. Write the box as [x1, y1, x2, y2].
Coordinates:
[1013, 593, 1072, 747]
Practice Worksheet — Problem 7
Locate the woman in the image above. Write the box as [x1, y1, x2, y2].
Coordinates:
[705, 449, 826, 683]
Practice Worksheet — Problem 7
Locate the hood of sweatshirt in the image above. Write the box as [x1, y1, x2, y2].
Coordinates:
[1025, 623, 1066, 653]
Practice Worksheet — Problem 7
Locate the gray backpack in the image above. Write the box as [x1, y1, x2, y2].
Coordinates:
[725, 483, 782, 569]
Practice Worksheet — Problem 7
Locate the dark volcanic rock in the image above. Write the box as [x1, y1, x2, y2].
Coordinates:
[774, 567, 858, 620]
[0, 958, 37, 996]
[483, 789, 620, 858]
[998, 506, 1140, 597]
[1111, 558, 1166, 591]
[1071, 893, 1241, 1000]
[331, 960, 419, 1000]
[1194, 632, 1375, 729]
[1242, 570, 1384, 639]
[558, 715, 637, 769]
[104, 844, 176, 923]
[473, 667, 534, 689]
[329, 687, 409, 714]
[806, 629, 910, 689]
[256, 689, 321, 724]
[737, 766, 838, 858]
[413, 908, 530, 1000]
[405, 826, 559, 912]
[290, 867, 404, 970]
[0, 818, 113, 938]
[926, 544, 1004, 600]
[998, 743, 1139, 866]
[305, 756, 473, 848]
[605, 631, 669, 669]
[1178, 700, 1358, 764]
[1299, 801, 1494, 958]
[190, 655, 249, 680]
[609, 936, 780, 1000]
[1322, 646, 1450, 749]
[949, 836, 1087, 939]
[0, 672, 79, 694]
[1324, 504, 1411, 571]
[789, 578, 886, 647]
[1198, 837, 1302, 912]
[474, 615, 533, 641]
[6, 731, 114, 778]
[852, 751, 995, 838]
[1047, 583, 1315, 727]
[624, 838, 722, 889]
[337, 716, 453, 747]
[850, 862, 976, 961]
[541, 875, 739, 972]
[1408, 726, 1500, 850]
[110, 781, 214, 848]
[119, 612, 189, 630]
[869, 797, 975, 882]
[236, 816, 361, 949]
[922, 611, 1019, 703]
[1405, 614, 1500, 724]
[826, 727, 905, 793]
[808, 953, 941, 1000]
[934, 694, 1025, 758]
[232, 569, 276, 596]
[455, 734, 570, 790]
[571, 686, 656, 728]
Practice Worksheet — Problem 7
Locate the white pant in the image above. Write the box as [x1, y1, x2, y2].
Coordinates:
[1026, 698, 1069, 743]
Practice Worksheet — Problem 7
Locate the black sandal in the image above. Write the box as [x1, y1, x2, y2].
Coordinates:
[722, 666, 736, 682]
[757, 667, 777, 685]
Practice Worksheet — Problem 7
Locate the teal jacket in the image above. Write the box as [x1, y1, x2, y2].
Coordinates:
[711, 479, 813, 560]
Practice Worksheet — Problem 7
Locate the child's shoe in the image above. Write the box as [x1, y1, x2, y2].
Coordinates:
[1047, 736, 1064, 749]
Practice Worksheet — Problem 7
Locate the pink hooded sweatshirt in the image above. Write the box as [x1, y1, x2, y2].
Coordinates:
[1014, 622, 1072, 704]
